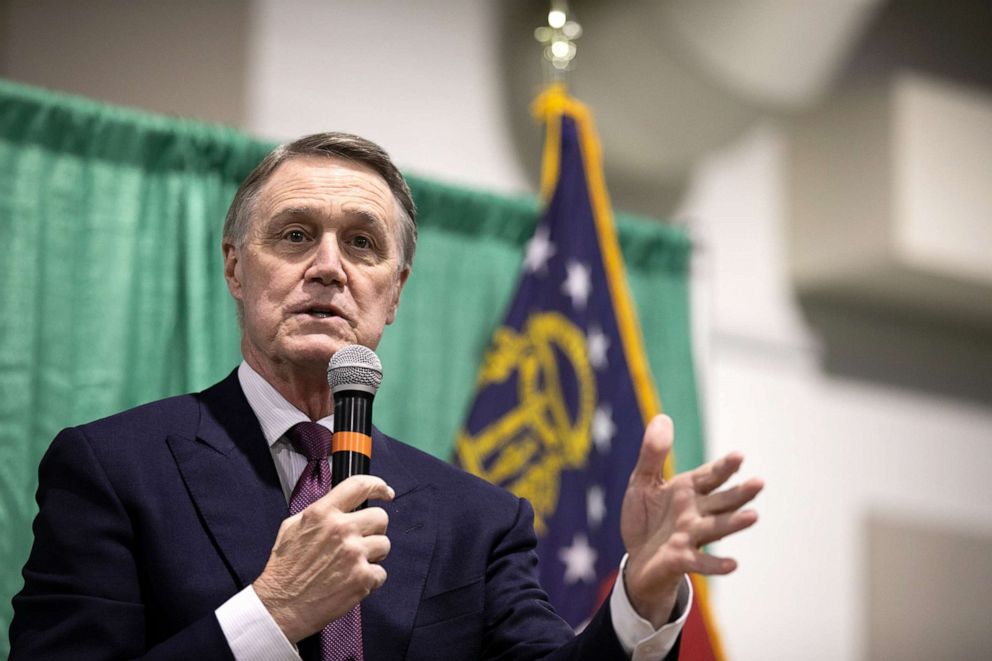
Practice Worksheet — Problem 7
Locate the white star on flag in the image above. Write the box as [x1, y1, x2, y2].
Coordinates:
[586, 325, 610, 370]
[591, 404, 616, 454]
[562, 260, 591, 309]
[558, 533, 598, 584]
[587, 485, 606, 530]
[524, 225, 556, 274]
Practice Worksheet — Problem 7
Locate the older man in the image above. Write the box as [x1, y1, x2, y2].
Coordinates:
[10, 133, 762, 660]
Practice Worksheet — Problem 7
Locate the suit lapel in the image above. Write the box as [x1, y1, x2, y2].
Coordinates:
[363, 429, 437, 659]
[168, 377, 437, 656]
[168, 371, 288, 588]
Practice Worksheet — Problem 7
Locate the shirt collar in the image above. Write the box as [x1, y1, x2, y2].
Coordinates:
[237, 360, 334, 448]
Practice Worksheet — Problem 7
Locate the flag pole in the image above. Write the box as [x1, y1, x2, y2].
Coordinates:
[531, 6, 729, 659]
[533, 1, 581, 203]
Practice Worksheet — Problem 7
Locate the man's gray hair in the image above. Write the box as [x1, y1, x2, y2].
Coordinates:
[223, 132, 417, 269]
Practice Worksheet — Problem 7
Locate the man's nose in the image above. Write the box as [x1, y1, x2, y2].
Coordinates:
[305, 234, 347, 285]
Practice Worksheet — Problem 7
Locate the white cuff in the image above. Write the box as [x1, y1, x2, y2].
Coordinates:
[609, 555, 693, 660]
[216, 585, 301, 660]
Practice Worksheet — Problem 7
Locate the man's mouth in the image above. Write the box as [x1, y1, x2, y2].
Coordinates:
[299, 306, 343, 320]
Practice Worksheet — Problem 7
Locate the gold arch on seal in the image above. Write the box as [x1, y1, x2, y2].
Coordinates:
[456, 312, 596, 534]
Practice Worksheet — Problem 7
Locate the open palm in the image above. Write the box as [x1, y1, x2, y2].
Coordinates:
[620, 415, 763, 627]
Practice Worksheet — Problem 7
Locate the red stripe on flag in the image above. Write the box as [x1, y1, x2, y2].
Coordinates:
[679, 584, 719, 661]
[594, 568, 618, 612]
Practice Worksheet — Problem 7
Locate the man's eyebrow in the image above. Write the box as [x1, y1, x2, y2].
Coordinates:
[347, 208, 387, 228]
[266, 206, 320, 225]
[268, 206, 385, 226]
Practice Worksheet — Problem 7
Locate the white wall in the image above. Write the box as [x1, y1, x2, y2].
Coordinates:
[246, 0, 530, 193]
[678, 125, 992, 660]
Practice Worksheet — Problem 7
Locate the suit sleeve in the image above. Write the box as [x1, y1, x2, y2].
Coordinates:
[9, 427, 234, 661]
[480, 497, 680, 661]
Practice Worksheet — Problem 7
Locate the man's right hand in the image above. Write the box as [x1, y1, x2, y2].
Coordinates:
[253, 475, 395, 643]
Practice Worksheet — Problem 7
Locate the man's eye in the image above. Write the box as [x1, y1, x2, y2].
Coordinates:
[351, 235, 372, 250]
[284, 230, 307, 243]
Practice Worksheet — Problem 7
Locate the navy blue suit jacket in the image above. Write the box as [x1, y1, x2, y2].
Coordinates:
[11, 371, 675, 660]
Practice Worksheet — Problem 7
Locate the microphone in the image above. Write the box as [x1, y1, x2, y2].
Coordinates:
[327, 345, 382, 509]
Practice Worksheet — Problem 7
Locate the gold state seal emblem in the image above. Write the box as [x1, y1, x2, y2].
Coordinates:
[457, 312, 595, 534]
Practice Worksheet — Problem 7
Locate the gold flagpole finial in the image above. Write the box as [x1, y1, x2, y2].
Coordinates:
[534, 0, 582, 83]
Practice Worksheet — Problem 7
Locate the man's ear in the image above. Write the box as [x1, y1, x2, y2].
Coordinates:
[385, 266, 411, 325]
[222, 240, 243, 301]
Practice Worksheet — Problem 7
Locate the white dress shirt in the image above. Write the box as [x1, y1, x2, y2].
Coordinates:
[215, 361, 691, 659]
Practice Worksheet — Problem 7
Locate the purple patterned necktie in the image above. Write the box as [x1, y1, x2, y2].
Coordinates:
[287, 421, 364, 661]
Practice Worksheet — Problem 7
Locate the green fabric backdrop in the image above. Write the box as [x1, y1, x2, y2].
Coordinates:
[0, 78, 702, 652]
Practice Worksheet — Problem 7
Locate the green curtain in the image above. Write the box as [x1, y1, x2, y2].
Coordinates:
[0, 78, 702, 652]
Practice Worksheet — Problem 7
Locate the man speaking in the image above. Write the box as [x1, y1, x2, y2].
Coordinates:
[10, 133, 763, 659]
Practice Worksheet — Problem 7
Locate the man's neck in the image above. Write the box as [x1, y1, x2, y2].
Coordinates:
[242, 355, 334, 420]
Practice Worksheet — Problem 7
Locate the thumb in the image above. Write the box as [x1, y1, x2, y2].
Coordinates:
[322, 475, 395, 512]
[630, 415, 673, 485]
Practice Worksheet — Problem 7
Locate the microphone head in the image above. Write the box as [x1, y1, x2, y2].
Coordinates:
[327, 345, 383, 395]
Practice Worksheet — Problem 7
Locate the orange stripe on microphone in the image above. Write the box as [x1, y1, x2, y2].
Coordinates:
[332, 431, 372, 457]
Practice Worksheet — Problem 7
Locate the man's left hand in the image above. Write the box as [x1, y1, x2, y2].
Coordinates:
[620, 414, 764, 628]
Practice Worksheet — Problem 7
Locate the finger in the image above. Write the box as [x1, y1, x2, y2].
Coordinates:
[344, 506, 390, 536]
[690, 452, 744, 495]
[345, 561, 389, 603]
[630, 415, 674, 484]
[362, 533, 392, 564]
[693, 509, 759, 546]
[343, 507, 389, 537]
[699, 477, 764, 515]
[322, 475, 395, 512]
[657, 534, 737, 576]
[688, 551, 738, 576]
[364, 563, 387, 592]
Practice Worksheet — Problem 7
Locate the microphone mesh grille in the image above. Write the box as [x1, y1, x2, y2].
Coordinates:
[327, 344, 383, 393]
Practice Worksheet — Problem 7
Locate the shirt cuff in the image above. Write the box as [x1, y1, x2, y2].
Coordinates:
[609, 555, 693, 660]
[216, 585, 301, 660]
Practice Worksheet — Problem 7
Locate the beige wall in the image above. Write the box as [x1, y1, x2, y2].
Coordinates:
[1, 0, 249, 126]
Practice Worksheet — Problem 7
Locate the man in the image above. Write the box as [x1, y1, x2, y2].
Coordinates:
[10, 133, 763, 659]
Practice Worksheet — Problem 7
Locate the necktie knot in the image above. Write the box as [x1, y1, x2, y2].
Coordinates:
[287, 421, 332, 463]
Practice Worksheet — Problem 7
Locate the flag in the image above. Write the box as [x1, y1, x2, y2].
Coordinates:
[456, 84, 725, 659]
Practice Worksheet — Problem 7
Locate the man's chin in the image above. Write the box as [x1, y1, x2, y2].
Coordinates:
[289, 337, 355, 367]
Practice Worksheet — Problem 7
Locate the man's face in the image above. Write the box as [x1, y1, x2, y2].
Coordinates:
[223, 156, 410, 376]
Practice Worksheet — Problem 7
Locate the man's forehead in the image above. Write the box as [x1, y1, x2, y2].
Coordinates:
[263, 155, 389, 192]
[256, 155, 396, 217]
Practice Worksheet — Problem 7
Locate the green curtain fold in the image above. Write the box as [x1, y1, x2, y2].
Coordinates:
[0, 78, 702, 651]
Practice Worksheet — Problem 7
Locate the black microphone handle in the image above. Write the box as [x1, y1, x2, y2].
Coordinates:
[332, 389, 374, 509]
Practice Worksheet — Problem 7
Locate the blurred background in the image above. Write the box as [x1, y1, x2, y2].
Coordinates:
[2, 0, 990, 659]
